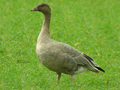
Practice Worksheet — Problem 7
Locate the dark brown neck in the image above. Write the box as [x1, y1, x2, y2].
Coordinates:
[42, 14, 51, 32]
[37, 13, 51, 43]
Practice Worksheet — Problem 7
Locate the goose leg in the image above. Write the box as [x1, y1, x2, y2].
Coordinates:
[71, 75, 75, 85]
[56, 73, 61, 84]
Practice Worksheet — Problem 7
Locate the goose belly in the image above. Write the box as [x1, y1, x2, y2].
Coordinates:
[75, 67, 87, 74]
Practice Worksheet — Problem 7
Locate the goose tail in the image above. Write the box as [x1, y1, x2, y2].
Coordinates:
[95, 66, 105, 73]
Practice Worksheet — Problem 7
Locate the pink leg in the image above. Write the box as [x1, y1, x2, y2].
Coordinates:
[56, 73, 61, 84]
[71, 75, 75, 85]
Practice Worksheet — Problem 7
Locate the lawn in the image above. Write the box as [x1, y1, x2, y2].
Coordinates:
[0, 0, 120, 90]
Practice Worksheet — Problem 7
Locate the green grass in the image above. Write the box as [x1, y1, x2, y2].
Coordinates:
[0, 0, 120, 89]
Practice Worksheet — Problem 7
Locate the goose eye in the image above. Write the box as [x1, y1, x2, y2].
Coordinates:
[41, 5, 44, 7]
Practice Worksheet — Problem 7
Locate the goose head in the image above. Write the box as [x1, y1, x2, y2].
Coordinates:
[31, 3, 51, 15]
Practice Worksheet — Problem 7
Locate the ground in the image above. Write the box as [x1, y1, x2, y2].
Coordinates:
[0, 0, 120, 89]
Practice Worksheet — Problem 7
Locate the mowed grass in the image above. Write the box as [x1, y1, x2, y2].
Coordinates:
[0, 0, 120, 89]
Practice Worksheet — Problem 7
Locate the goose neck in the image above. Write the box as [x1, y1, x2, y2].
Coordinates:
[41, 14, 51, 36]
[37, 14, 51, 43]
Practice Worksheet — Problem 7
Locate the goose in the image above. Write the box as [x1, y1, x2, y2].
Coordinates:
[31, 3, 105, 85]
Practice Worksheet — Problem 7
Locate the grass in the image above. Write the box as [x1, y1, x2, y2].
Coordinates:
[0, 0, 120, 89]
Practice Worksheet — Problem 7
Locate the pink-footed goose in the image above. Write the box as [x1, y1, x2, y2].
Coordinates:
[31, 3, 105, 85]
